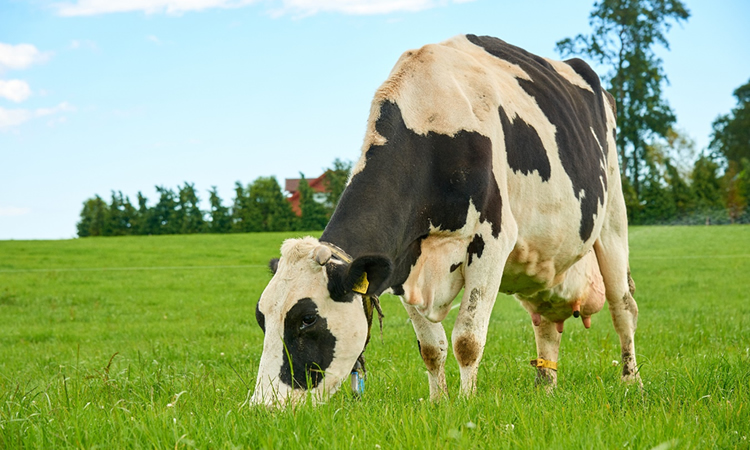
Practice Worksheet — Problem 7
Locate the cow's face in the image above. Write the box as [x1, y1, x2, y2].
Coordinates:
[251, 237, 392, 407]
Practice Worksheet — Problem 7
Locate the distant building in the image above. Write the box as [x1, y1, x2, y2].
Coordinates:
[285, 173, 329, 216]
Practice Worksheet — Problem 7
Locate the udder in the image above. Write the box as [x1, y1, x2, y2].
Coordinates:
[516, 250, 605, 332]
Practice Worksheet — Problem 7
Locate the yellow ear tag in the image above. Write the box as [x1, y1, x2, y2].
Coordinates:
[352, 272, 369, 295]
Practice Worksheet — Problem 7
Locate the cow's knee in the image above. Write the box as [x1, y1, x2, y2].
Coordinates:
[417, 339, 448, 400]
[452, 332, 484, 396]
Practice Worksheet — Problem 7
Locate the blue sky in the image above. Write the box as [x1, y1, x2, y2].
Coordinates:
[1, 0, 748, 240]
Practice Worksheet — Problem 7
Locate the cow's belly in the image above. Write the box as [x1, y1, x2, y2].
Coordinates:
[499, 167, 605, 296]
[499, 233, 589, 296]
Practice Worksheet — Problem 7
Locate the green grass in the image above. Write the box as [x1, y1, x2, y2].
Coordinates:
[0, 227, 748, 448]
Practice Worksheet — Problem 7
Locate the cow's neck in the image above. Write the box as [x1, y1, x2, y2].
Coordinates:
[319, 178, 425, 261]
[320, 100, 431, 264]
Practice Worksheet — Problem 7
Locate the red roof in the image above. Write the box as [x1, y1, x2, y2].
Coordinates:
[286, 173, 328, 216]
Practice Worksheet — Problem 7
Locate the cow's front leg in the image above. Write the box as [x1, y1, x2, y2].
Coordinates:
[401, 298, 448, 400]
[529, 314, 561, 390]
[451, 285, 499, 396]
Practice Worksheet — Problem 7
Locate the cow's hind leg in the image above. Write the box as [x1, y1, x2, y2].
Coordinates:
[401, 298, 448, 400]
[529, 313, 562, 390]
[594, 234, 641, 385]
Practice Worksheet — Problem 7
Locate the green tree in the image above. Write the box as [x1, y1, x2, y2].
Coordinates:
[248, 176, 296, 232]
[76, 195, 108, 237]
[231, 182, 262, 232]
[556, 0, 690, 197]
[207, 186, 231, 233]
[691, 155, 723, 216]
[298, 174, 328, 231]
[723, 159, 749, 223]
[134, 192, 157, 235]
[177, 182, 205, 234]
[323, 158, 352, 216]
[711, 78, 750, 166]
[664, 159, 693, 218]
[153, 186, 178, 234]
[104, 191, 136, 236]
[639, 159, 675, 224]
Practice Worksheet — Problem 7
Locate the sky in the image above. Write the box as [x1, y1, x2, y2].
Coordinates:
[1, 0, 748, 240]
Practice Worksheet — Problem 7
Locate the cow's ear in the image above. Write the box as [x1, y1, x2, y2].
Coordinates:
[269, 258, 279, 275]
[345, 255, 393, 296]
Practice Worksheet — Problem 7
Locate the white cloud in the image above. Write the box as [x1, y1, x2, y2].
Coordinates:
[0, 102, 76, 130]
[0, 207, 32, 217]
[36, 101, 76, 117]
[275, 0, 456, 16]
[56, 0, 258, 16]
[0, 79, 32, 103]
[69, 39, 99, 51]
[147, 35, 162, 44]
[0, 107, 31, 128]
[0, 43, 51, 72]
[54, 0, 472, 16]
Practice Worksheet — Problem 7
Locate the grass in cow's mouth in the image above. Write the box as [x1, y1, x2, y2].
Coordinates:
[0, 226, 748, 448]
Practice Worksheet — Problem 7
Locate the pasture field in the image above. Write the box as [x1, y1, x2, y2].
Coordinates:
[0, 226, 748, 449]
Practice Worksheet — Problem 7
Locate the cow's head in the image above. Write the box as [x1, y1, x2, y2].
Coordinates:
[251, 237, 393, 407]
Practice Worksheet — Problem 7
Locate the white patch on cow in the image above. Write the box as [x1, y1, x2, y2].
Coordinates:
[544, 58, 595, 93]
[401, 201, 503, 323]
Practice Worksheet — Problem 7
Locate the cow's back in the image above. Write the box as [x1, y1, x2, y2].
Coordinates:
[352, 35, 617, 296]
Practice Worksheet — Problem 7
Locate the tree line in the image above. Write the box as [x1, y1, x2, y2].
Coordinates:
[76, 159, 351, 237]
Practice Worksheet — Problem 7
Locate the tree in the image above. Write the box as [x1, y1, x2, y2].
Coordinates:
[691, 155, 723, 215]
[664, 159, 693, 218]
[298, 175, 328, 231]
[723, 159, 749, 223]
[231, 182, 262, 232]
[104, 191, 136, 236]
[76, 195, 108, 237]
[207, 186, 231, 233]
[637, 145, 675, 224]
[152, 186, 178, 234]
[556, 0, 690, 196]
[133, 192, 157, 235]
[247, 177, 296, 232]
[177, 182, 205, 234]
[711, 78, 750, 166]
[323, 158, 352, 216]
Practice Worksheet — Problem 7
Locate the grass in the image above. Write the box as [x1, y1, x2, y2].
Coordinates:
[0, 226, 748, 448]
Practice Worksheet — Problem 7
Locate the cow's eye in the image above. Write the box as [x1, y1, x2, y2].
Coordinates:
[301, 314, 318, 329]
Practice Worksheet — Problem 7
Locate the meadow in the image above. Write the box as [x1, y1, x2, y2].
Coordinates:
[0, 226, 748, 449]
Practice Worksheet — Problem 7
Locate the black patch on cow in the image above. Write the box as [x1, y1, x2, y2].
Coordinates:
[321, 101, 503, 290]
[467, 234, 485, 266]
[450, 262, 462, 273]
[467, 34, 609, 242]
[498, 106, 551, 181]
[268, 258, 279, 275]
[325, 254, 394, 301]
[326, 263, 356, 303]
[255, 301, 265, 334]
[279, 298, 336, 389]
[564, 58, 602, 93]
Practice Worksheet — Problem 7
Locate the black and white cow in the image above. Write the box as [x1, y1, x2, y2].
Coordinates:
[252, 34, 640, 406]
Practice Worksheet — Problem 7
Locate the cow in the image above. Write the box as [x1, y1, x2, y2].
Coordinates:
[251, 34, 640, 407]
